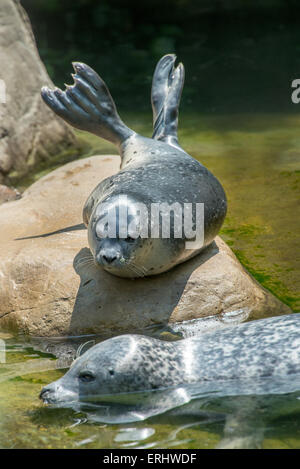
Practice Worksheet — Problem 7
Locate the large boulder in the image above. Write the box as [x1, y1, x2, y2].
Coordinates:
[0, 154, 291, 337]
[0, 0, 76, 183]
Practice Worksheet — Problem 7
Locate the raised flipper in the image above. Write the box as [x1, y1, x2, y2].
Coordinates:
[151, 54, 185, 150]
[41, 63, 134, 146]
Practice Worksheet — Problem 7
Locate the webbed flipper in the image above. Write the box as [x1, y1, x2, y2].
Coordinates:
[151, 54, 185, 150]
[41, 63, 133, 146]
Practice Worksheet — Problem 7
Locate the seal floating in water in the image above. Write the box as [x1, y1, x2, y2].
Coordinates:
[40, 314, 300, 405]
[41, 54, 227, 278]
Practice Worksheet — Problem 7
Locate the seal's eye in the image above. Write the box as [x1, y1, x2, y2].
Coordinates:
[108, 368, 115, 376]
[79, 371, 95, 383]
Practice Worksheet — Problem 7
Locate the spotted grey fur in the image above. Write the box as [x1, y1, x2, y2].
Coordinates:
[41, 54, 227, 278]
[40, 314, 300, 405]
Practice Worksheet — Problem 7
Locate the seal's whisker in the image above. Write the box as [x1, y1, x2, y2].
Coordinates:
[75, 258, 94, 265]
[75, 259, 95, 269]
[75, 257, 93, 264]
[134, 262, 148, 275]
[134, 266, 146, 277]
[127, 263, 143, 278]
[76, 255, 94, 263]
[127, 264, 140, 277]
[76, 340, 96, 358]
[129, 258, 147, 275]
[138, 264, 148, 275]
[128, 262, 147, 278]
[126, 262, 141, 275]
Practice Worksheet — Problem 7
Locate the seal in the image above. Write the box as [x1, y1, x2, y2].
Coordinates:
[41, 54, 227, 278]
[40, 314, 300, 405]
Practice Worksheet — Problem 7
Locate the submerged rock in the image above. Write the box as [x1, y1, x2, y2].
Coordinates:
[0, 0, 76, 183]
[0, 155, 291, 337]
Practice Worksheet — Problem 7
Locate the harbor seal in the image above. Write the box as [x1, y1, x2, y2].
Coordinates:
[41, 54, 227, 278]
[40, 314, 300, 405]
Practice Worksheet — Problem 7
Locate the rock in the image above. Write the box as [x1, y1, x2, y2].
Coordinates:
[0, 155, 291, 337]
[0, 184, 21, 204]
[0, 0, 76, 183]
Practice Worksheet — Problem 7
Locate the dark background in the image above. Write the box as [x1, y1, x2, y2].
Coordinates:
[22, 0, 300, 113]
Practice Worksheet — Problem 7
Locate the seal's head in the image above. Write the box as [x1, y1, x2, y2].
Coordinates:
[39, 335, 181, 405]
[87, 194, 177, 278]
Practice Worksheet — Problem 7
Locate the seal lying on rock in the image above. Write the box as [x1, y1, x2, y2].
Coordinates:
[41, 54, 227, 278]
[40, 314, 300, 405]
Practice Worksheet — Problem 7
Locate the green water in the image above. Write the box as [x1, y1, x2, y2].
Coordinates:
[1, 112, 299, 448]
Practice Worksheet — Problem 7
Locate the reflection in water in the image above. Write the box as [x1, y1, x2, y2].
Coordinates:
[114, 427, 155, 443]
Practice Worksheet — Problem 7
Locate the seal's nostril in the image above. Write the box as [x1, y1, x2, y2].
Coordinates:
[39, 387, 52, 401]
[102, 254, 117, 264]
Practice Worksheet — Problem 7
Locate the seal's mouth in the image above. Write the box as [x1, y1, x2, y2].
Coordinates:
[39, 381, 79, 407]
[102, 264, 146, 279]
[94, 249, 148, 278]
[95, 255, 142, 277]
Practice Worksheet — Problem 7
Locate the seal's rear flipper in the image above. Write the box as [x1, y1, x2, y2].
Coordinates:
[41, 63, 133, 146]
[151, 54, 185, 150]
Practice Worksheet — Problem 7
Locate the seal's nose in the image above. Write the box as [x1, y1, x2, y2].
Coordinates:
[39, 386, 54, 403]
[102, 253, 117, 264]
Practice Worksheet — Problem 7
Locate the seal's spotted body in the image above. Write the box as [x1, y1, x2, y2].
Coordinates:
[41, 55, 227, 278]
[40, 314, 300, 405]
[190, 314, 300, 381]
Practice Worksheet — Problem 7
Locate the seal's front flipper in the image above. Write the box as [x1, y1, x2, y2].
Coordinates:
[41, 63, 133, 146]
[151, 54, 185, 150]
